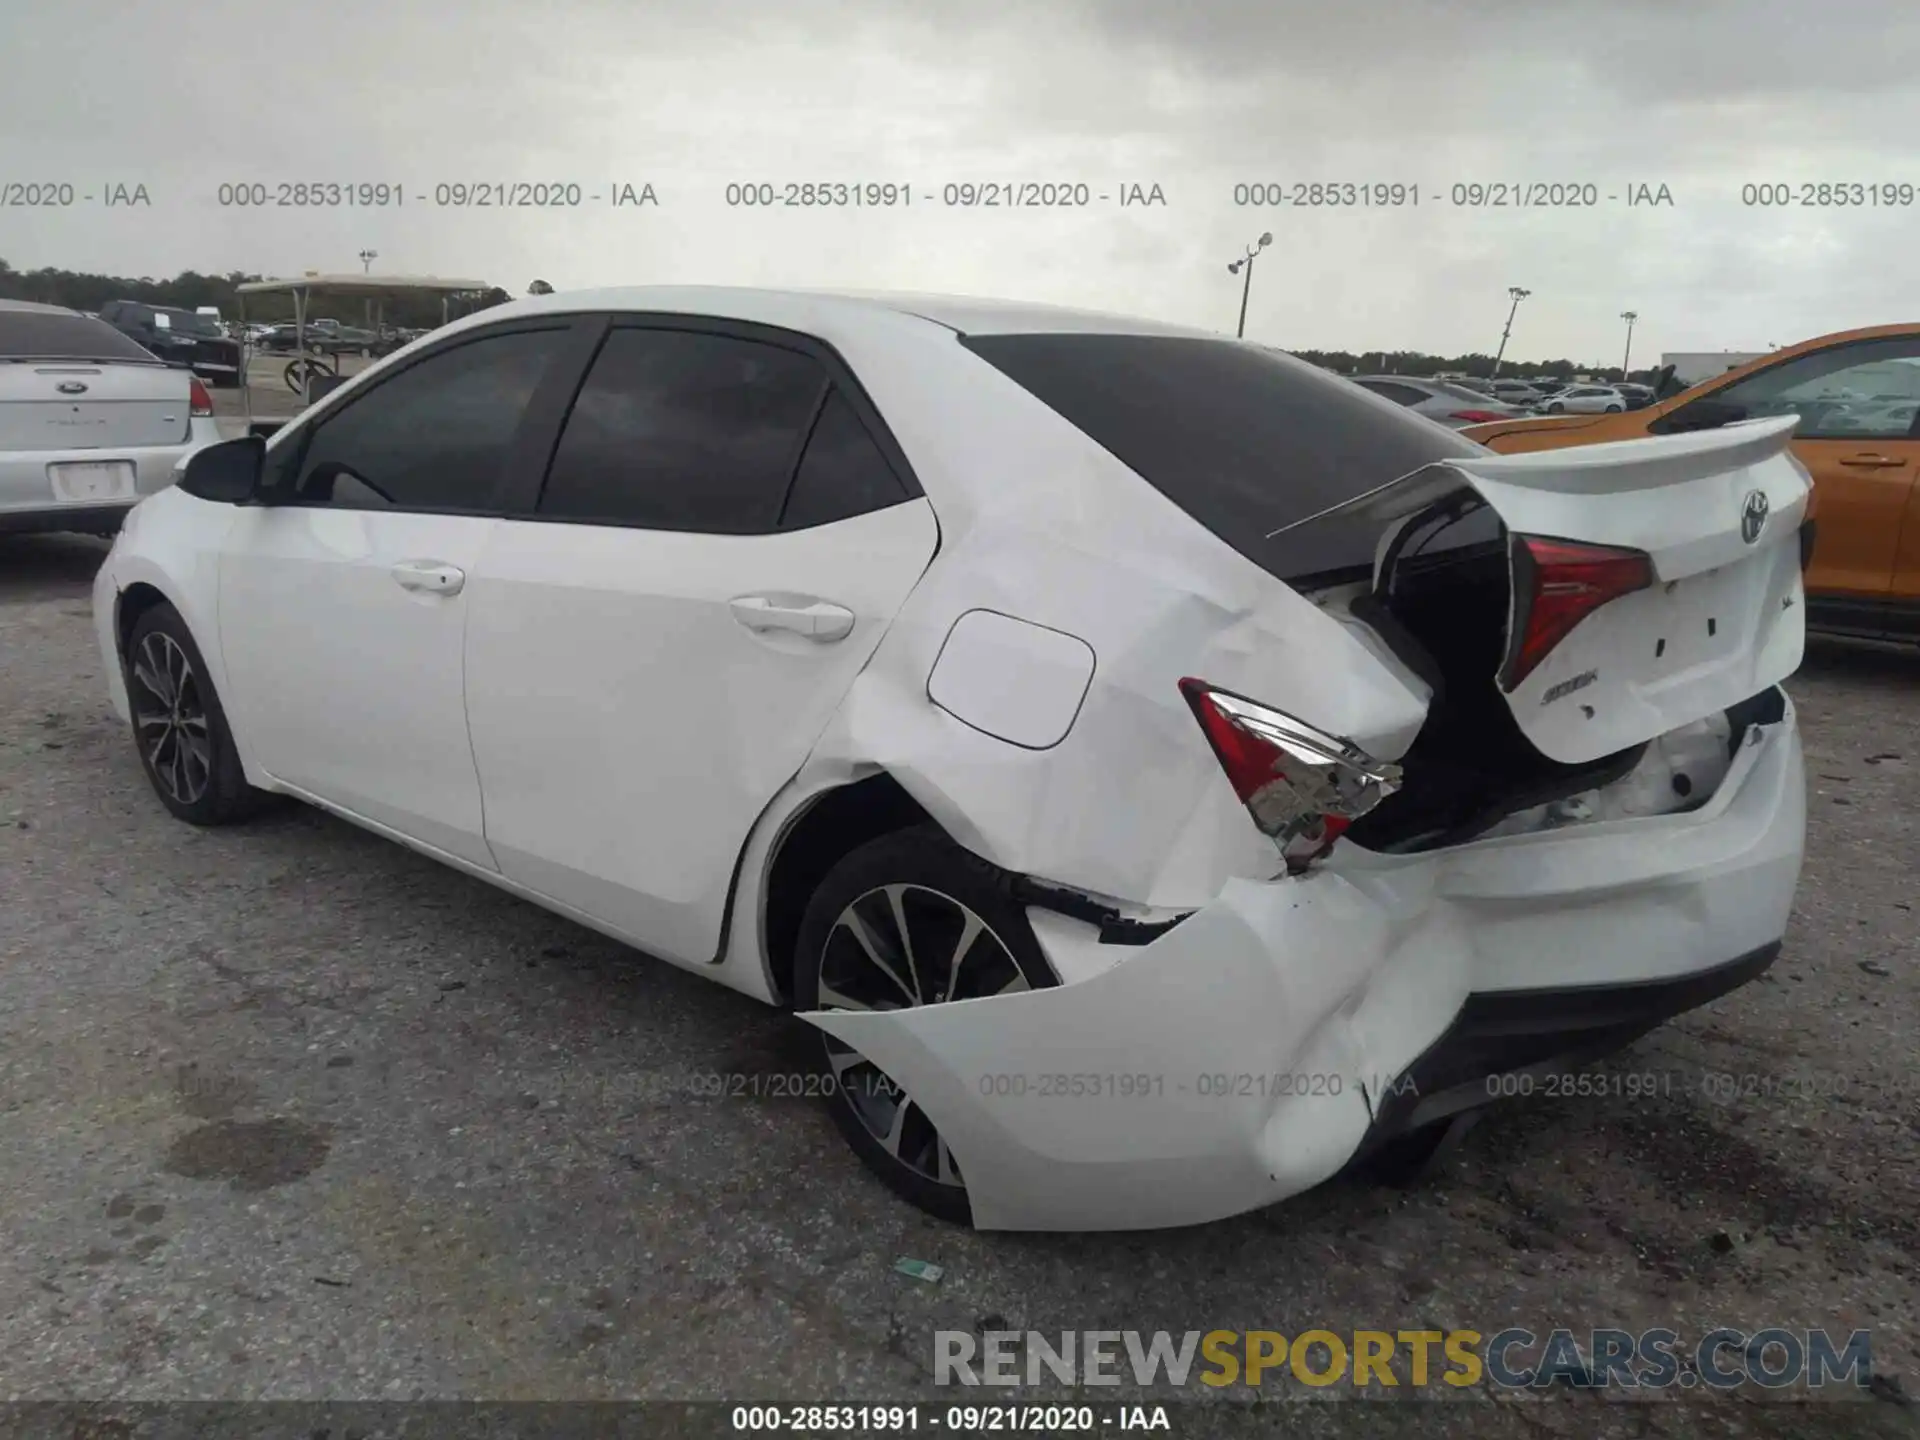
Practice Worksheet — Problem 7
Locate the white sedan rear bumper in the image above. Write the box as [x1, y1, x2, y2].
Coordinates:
[804, 698, 1804, 1230]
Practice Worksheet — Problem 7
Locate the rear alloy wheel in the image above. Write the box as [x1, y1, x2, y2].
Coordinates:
[793, 826, 1057, 1224]
[1547, 401, 1566, 413]
[126, 604, 274, 826]
[1605, 404, 1623, 412]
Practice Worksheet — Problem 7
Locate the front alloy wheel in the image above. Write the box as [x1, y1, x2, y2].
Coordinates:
[124, 602, 274, 826]
[130, 630, 212, 807]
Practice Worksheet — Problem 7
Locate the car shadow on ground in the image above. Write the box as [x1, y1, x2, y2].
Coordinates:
[1799, 632, 1920, 688]
[0, 534, 110, 604]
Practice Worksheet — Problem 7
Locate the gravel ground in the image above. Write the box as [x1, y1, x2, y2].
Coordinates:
[1, 531, 1916, 1438]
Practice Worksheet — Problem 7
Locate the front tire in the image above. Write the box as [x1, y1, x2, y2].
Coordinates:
[1605, 404, 1623, 412]
[124, 603, 273, 826]
[1547, 401, 1565, 413]
[793, 826, 1058, 1225]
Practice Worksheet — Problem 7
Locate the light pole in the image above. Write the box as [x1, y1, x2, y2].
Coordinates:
[1491, 286, 1531, 377]
[1620, 310, 1638, 378]
[1226, 232, 1273, 339]
[358, 249, 378, 274]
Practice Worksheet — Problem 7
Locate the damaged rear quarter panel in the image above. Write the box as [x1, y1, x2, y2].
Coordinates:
[783, 386, 1434, 911]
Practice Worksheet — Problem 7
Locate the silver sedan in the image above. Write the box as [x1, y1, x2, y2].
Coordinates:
[0, 300, 223, 536]
[1349, 375, 1529, 429]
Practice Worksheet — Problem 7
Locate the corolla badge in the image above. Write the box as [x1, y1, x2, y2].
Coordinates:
[1740, 489, 1769, 545]
[55, 381, 88, 394]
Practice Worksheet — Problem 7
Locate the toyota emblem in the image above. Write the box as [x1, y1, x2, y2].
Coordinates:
[55, 381, 88, 394]
[1740, 489, 1769, 545]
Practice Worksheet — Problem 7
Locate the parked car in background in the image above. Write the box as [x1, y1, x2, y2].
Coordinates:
[306, 318, 382, 355]
[1462, 322, 1920, 639]
[1536, 384, 1627, 414]
[97, 301, 244, 388]
[1614, 383, 1657, 410]
[1489, 379, 1545, 406]
[255, 320, 382, 356]
[1, 299, 219, 535]
[91, 288, 1808, 1229]
[1350, 375, 1527, 428]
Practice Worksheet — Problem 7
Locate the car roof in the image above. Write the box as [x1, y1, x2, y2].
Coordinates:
[0, 298, 82, 316]
[436, 285, 1222, 342]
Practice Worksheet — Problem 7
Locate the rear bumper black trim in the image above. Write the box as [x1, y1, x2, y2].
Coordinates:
[1350, 940, 1781, 1157]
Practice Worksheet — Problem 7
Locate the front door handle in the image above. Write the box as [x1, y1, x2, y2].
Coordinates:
[1836, 453, 1910, 468]
[729, 595, 856, 642]
[390, 559, 466, 595]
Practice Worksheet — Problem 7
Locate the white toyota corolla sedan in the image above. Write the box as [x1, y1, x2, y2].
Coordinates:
[92, 287, 1810, 1231]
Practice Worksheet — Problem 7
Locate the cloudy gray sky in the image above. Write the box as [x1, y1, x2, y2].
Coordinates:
[3, 0, 1917, 363]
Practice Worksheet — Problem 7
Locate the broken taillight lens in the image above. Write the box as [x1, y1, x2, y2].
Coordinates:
[1178, 679, 1403, 872]
[1499, 535, 1653, 691]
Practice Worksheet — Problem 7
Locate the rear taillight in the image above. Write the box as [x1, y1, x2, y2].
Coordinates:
[1449, 409, 1509, 423]
[1178, 679, 1402, 873]
[1499, 535, 1653, 691]
[188, 377, 214, 417]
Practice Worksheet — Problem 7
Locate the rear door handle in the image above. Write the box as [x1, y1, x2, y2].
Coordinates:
[1836, 454, 1910, 468]
[390, 559, 466, 595]
[729, 595, 856, 642]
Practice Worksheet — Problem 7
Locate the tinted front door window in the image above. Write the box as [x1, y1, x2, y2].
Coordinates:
[289, 327, 567, 510]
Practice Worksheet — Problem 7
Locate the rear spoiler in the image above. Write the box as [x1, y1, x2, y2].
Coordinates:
[1267, 414, 1802, 540]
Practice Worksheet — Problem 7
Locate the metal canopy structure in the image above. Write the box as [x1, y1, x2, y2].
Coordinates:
[233, 273, 493, 414]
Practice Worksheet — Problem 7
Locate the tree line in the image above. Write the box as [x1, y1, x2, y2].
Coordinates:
[0, 258, 1655, 379]
[0, 258, 512, 327]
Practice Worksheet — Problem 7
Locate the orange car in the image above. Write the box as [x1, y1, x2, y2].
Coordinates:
[1463, 324, 1920, 640]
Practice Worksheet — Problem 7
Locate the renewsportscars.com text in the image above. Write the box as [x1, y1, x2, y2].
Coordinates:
[935, 1327, 1874, 1391]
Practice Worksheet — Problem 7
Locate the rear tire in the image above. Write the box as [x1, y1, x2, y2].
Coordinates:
[792, 826, 1058, 1225]
[1547, 402, 1565, 413]
[124, 603, 274, 826]
[1605, 404, 1622, 412]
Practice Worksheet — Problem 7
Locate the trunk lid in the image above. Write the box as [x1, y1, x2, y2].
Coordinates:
[0, 362, 192, 451]
[1276, 415, 1808, 765]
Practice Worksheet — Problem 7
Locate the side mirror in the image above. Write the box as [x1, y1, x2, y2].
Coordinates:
[177, 435, 264, 504]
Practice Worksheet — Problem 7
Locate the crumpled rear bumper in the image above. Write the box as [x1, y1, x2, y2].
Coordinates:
[803, 700, 1804, 1231]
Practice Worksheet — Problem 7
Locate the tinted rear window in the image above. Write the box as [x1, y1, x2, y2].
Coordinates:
[959, 333, 1483, 581]
[0, 309, 161, 363]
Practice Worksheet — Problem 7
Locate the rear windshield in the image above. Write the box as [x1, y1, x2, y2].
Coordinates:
[0, 309, 162, 363]
[959, 333, 1484, 582]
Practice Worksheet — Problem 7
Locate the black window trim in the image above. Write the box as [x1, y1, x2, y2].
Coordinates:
[263, 314, 603, 517]
[1650, 334, 1920, 440]
[507, 310, 924, 533]
[775, 382, 837, 527]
